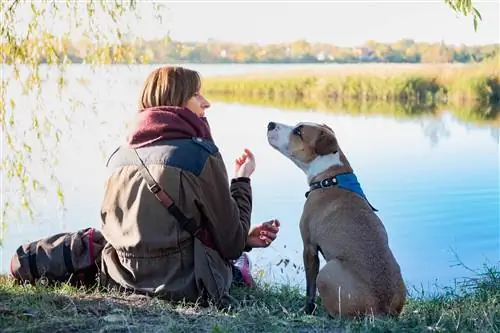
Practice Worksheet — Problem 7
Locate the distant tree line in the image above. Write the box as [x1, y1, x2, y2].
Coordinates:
[2, 36, 498, 65]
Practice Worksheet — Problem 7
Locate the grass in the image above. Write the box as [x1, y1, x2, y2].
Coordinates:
[202, 62, 500, 108]
[208, 94, 500, 127]
[1, 264, 499, 333]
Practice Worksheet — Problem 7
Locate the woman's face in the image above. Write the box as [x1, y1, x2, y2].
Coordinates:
[184, 91, 211, 117]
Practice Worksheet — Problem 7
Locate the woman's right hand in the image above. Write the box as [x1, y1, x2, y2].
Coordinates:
[234, 148, 256, 178]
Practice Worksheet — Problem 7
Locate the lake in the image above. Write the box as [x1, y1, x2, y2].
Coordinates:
[1, 64, 499, 294]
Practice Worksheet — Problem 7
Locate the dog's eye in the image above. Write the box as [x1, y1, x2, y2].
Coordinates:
[293, 126, 303, 137]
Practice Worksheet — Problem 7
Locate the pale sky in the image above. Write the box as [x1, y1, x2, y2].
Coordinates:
[13, 0, 500, 46]
[160, 1, 500, 46]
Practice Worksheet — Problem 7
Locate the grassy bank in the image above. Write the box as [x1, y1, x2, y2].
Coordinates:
[208, 93, 500, 126]
[203, 62, 500, 107]
[1, 266, 499, 333]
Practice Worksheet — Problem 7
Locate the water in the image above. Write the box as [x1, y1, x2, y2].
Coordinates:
[1, 64, 499, 293]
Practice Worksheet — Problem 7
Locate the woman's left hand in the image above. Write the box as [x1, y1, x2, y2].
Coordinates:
[246, 219, 280, 249]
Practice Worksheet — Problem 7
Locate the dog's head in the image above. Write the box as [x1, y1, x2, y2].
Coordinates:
[267, 121, 346, 181]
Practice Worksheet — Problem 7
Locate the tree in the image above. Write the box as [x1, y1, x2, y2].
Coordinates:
[1, 0, 166, 244]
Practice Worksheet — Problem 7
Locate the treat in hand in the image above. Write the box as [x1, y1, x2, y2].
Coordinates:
[247, 219, 280, 248]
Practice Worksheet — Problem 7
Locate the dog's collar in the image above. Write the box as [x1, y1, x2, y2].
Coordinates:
[305, 172, 378, 212]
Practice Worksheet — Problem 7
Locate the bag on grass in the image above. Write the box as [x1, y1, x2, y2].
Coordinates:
[9, 227, 107, 286]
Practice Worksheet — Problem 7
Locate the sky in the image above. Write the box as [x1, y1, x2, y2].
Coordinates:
[160, 1, 500, 46]
[12, 0, 500, 47]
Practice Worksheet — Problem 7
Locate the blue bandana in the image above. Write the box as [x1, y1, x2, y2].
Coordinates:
[306, 172, 378, 211]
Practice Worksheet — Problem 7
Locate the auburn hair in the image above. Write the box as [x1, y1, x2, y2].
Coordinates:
[138, 66, 201, 110]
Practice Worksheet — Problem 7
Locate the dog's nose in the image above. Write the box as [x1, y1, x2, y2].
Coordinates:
[267, 122, 276, 131]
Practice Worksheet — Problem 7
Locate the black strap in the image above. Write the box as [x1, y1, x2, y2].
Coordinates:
[305, 176, 338, 198]
[25, 245, 39, 279]
[128, 148, 201, 237]
[63, 240, 75, 274]
[166, 204, 200, 235]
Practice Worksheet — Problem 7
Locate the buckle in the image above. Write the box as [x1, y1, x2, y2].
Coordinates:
[148, 183, 161, 194]
[320, 177, 337, 188]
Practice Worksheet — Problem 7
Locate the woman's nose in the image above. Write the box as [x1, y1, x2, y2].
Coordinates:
[202, 97, 211, 109]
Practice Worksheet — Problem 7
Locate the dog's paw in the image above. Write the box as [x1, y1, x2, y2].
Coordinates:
[303, 301, 317, 315]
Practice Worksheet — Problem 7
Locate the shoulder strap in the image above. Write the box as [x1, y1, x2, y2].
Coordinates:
[123, 147, 202, 237]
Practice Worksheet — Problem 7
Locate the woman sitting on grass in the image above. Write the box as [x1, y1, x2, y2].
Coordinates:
[99, 66, 280, 307]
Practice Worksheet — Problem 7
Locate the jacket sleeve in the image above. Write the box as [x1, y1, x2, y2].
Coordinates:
[193, 153, 252, 260]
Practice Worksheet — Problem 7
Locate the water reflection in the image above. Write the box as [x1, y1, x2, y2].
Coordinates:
[1, 65, 498, 294]
[207, 93, 500, 127]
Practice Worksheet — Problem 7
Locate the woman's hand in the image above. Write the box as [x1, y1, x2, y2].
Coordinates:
[246, 219, 280, 249]
[234, 148, 256, 178]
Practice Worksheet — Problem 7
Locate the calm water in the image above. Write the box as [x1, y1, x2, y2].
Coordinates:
[1, 64, 499, 293]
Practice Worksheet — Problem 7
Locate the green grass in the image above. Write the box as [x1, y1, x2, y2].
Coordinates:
[208, 94, 500, 127]
[202, 62, 500, 108]
[1, 264, 499, 332]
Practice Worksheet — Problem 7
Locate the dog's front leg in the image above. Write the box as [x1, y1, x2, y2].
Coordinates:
[303, 244, 319, 314]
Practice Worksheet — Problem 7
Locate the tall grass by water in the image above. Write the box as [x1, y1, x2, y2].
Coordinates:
[208, 94, 500, 126]
[202, 62, 500, 108]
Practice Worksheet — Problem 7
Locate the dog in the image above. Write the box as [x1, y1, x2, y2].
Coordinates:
[266, 121, 406, 317]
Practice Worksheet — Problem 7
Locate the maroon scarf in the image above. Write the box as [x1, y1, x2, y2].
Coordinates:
[127, 106, 214, 148]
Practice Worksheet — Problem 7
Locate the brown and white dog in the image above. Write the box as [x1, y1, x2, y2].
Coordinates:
[266, 121, 406, 317]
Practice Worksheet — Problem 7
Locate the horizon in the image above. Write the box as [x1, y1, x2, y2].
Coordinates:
[138, 36, 498, 48]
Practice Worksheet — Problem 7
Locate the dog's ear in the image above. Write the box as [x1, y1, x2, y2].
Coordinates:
[320, 123, 334, 133]
[314, 130, 338, 155]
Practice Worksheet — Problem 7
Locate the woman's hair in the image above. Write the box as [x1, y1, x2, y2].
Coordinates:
[138, 66, 201, 110]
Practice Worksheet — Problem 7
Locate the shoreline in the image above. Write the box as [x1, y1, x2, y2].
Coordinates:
[1, 264, 498, 332]
[202, 62, 499, 107]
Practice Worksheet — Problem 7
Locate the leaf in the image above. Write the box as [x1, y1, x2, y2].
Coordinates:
[6, 133, 13, 147]
[473, 7, 482, 20]
[33, 116, 39, 129]
[21, 196, 29, 209]
[445, 0, 458, 12]
[465, 0, 472, 12]
[56, 185, 65, 204]
[15, 161, 23, 177]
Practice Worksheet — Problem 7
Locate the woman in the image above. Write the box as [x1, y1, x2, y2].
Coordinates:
[99, 66, 280, 307]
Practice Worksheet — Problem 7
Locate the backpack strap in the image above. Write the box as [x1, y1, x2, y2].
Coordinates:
[18, 246, 39, 279]
[63, 240, 75, 274]
[129, 148, 202, 237]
